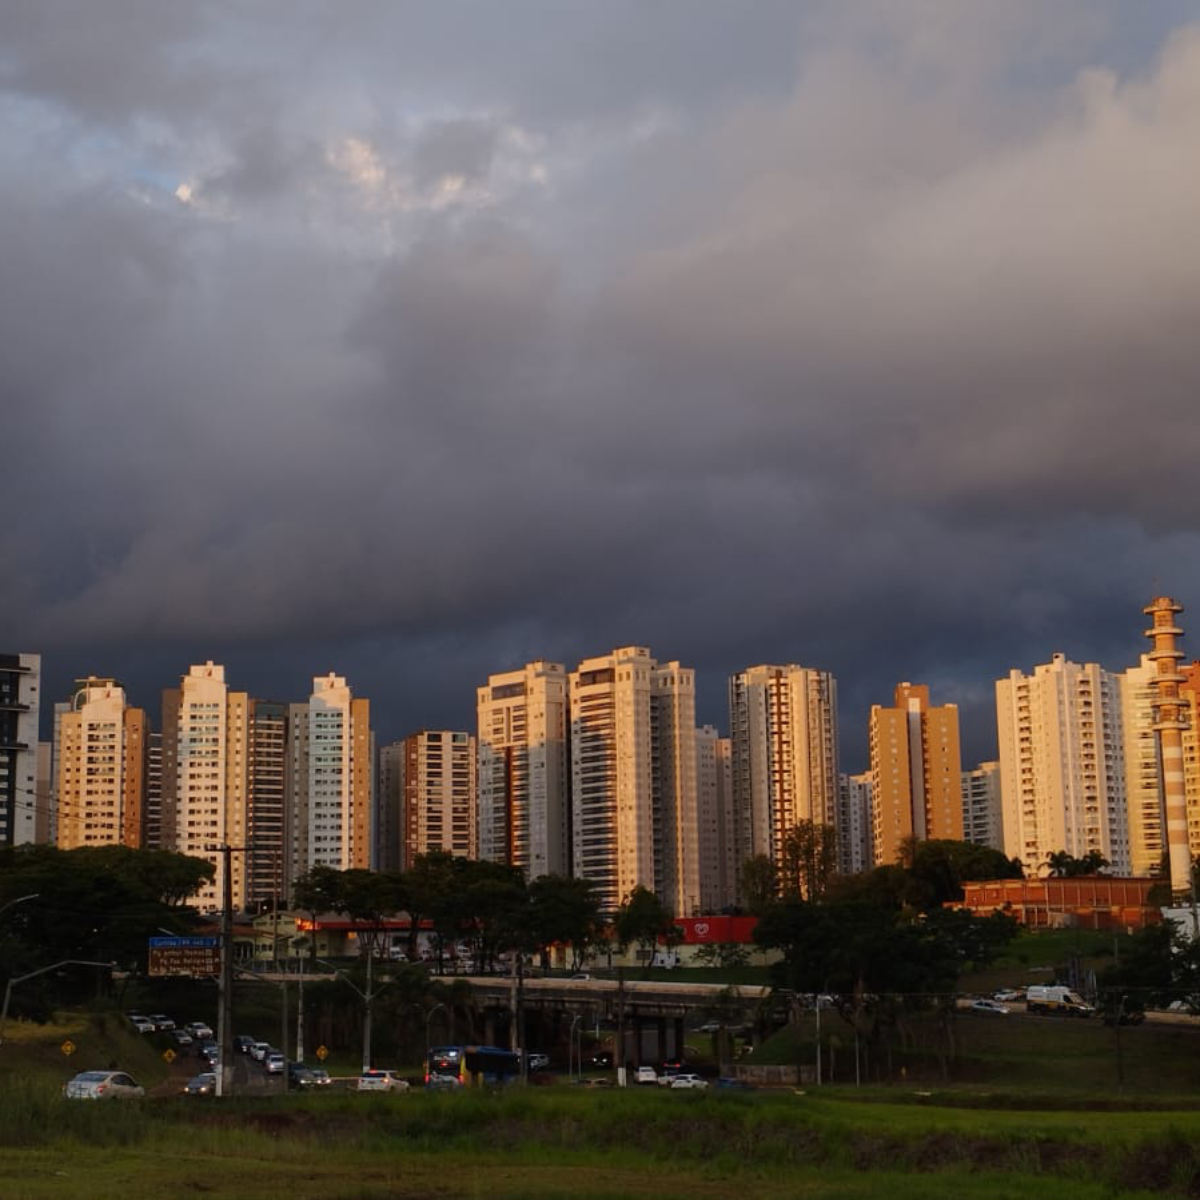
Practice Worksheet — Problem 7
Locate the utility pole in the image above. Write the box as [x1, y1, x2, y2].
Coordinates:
[211, 844, 246, 1099]
[296, 964, 305, 1064]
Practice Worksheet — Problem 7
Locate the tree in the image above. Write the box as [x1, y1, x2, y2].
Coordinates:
[740, 855, 780, 915]
[526, 875, 602, 970]
[1045, 850, 1110, 878]
[292, 864, 346, 966]
[902, 838, 1024, 911]
[614, 886, 677, 975]
[779, 821, 838, 901]
[339, 869, 406, 960]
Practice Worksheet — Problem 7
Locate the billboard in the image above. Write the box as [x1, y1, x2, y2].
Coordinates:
[148, 936, 221, 977]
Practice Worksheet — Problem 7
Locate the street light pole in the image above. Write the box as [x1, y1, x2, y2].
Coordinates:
[1, 959, 115, 1048]
[0, 894, 39, 921]
[425, 1002, 446, 1069]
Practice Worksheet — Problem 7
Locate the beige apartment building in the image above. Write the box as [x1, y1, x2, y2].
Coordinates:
[54, 677, 147, 850]
[1121, 655, 1166, 878]
[869, 683, 963, 865]
[728, 664, 841, 886]
[476, 661, 570, 878]
[996, 654, 1130, 876]
[569, 647, 699, 915]
[393, 730, 476, 866]
[160, 662, 248, 911]
[1180, 662, 1200, 864]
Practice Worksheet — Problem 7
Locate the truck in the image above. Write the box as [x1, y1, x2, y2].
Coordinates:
[1025, 984, 1095, 1017]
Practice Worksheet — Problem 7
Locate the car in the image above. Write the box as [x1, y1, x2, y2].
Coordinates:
[527, 1053, 550, 1072]
[670, 1074, 708, 1090]
[265, 1051, 286, 1074]
[695, 1021, 723, 1034]
[358, 1069, 410, 1092]
[148, 1014, 175, 1031]
[993, 989, 1024, 1003]
[287, 1063, 318, 1089]
[170, 1029, 194, 1047]
[968, 999, 1010, 1017]
[635, 1066, 658, 1085]
[185, 1021, 214, 1040]
[129, 1016, 155, 1034]
[234, 1034, 257, 1055]
[658, 1060, 684, 1086]
[250, 1041, 270, 1062]
[64, 1070, 145, 1100]
[183, 1072, 217, 1097]
[715, 1077, 755, 1091]
[589, 1051, 613, 1069]
[426, 1072, 463, 1091]
[305, 1067, 332, 1087]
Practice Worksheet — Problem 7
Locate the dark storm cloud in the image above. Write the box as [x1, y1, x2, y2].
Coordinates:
[4, 2, 1200, 765]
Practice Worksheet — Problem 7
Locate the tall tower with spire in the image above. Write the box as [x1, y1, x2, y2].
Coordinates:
[1144, 596, 1191, 893]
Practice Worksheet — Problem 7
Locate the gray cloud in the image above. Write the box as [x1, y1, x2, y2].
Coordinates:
[4, 3, 1200, 769]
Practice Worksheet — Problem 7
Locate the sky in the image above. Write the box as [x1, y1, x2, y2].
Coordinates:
[4, 1, 1200, 772]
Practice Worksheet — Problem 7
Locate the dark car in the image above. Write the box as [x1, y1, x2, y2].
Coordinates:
[234, 1035, 257, 1055]
[588, 1051, 613, 1068]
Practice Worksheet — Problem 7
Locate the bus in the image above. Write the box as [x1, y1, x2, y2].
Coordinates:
[426, 1045, 521, 1088]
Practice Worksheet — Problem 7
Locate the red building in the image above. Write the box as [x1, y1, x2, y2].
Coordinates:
[959, 876, 1162, 930]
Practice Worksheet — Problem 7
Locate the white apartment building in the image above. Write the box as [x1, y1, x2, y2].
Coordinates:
[477, 661, 569, 878]
[836, 771, 874, 874]
[961, 761, 1003, 851]
[288, 673, 372, 880]
[996, 654, 1131, 876]
[696, 726, 736, 911]
[0, 652, 41, 846]
[728, 664, 840, 880]
[54, 677, 147, 850]
[569, 647, 699, 916]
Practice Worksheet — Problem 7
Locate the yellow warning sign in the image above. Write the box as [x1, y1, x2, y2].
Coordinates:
[163, 1048, 176, 1064]
[61, 1040, 76, 1057]
[316, 1045, 328, 1061]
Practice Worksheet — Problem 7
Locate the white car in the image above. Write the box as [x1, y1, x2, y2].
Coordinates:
[129, 1016, 155, 1034]
[357, 1069, 410, 1092]
[265, 1052, 286, 1074]
[185, 1021, 214, 1040]
[148, 1014, 175, 1031]
[635, 1066, 658, 1085]
[670, 1074, 708, 1090]
[250, 1041, 270, 1062]
[65, 1070, 145, 1100]
[968, 999, 1010, 1017]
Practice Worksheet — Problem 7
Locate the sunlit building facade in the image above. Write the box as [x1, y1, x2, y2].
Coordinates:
[728, 664, 840, 878]
[0, 652, 40, 846]
[54, 677, 147, 850]
[477, 661, 569, 878]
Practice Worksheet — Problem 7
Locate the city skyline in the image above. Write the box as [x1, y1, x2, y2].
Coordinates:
[5, 4, 1200, 776]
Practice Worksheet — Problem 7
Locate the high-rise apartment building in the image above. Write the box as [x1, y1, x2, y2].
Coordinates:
[0, 652, 40, 846]
[288, 673, 372, 880]
[477, 661, 570, 878]
[143, 731, 163, 850]
[54, 677, 147, 850]
[869, 683, 963, 865]
[244, 700, 289, 910]
[996, 654, 1130, 875]
[569, 647, 699, 915]
[728, 664, 840, 882]
[961, 761, 1003, 850]
[696, 726, 736, 911]
[387, 730, 476, 866]
[160, 662, 247, 912]
[836, 771, 874, 874]
[1179, 661, 1200, 863]
[1120, 656, 1166, 878]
